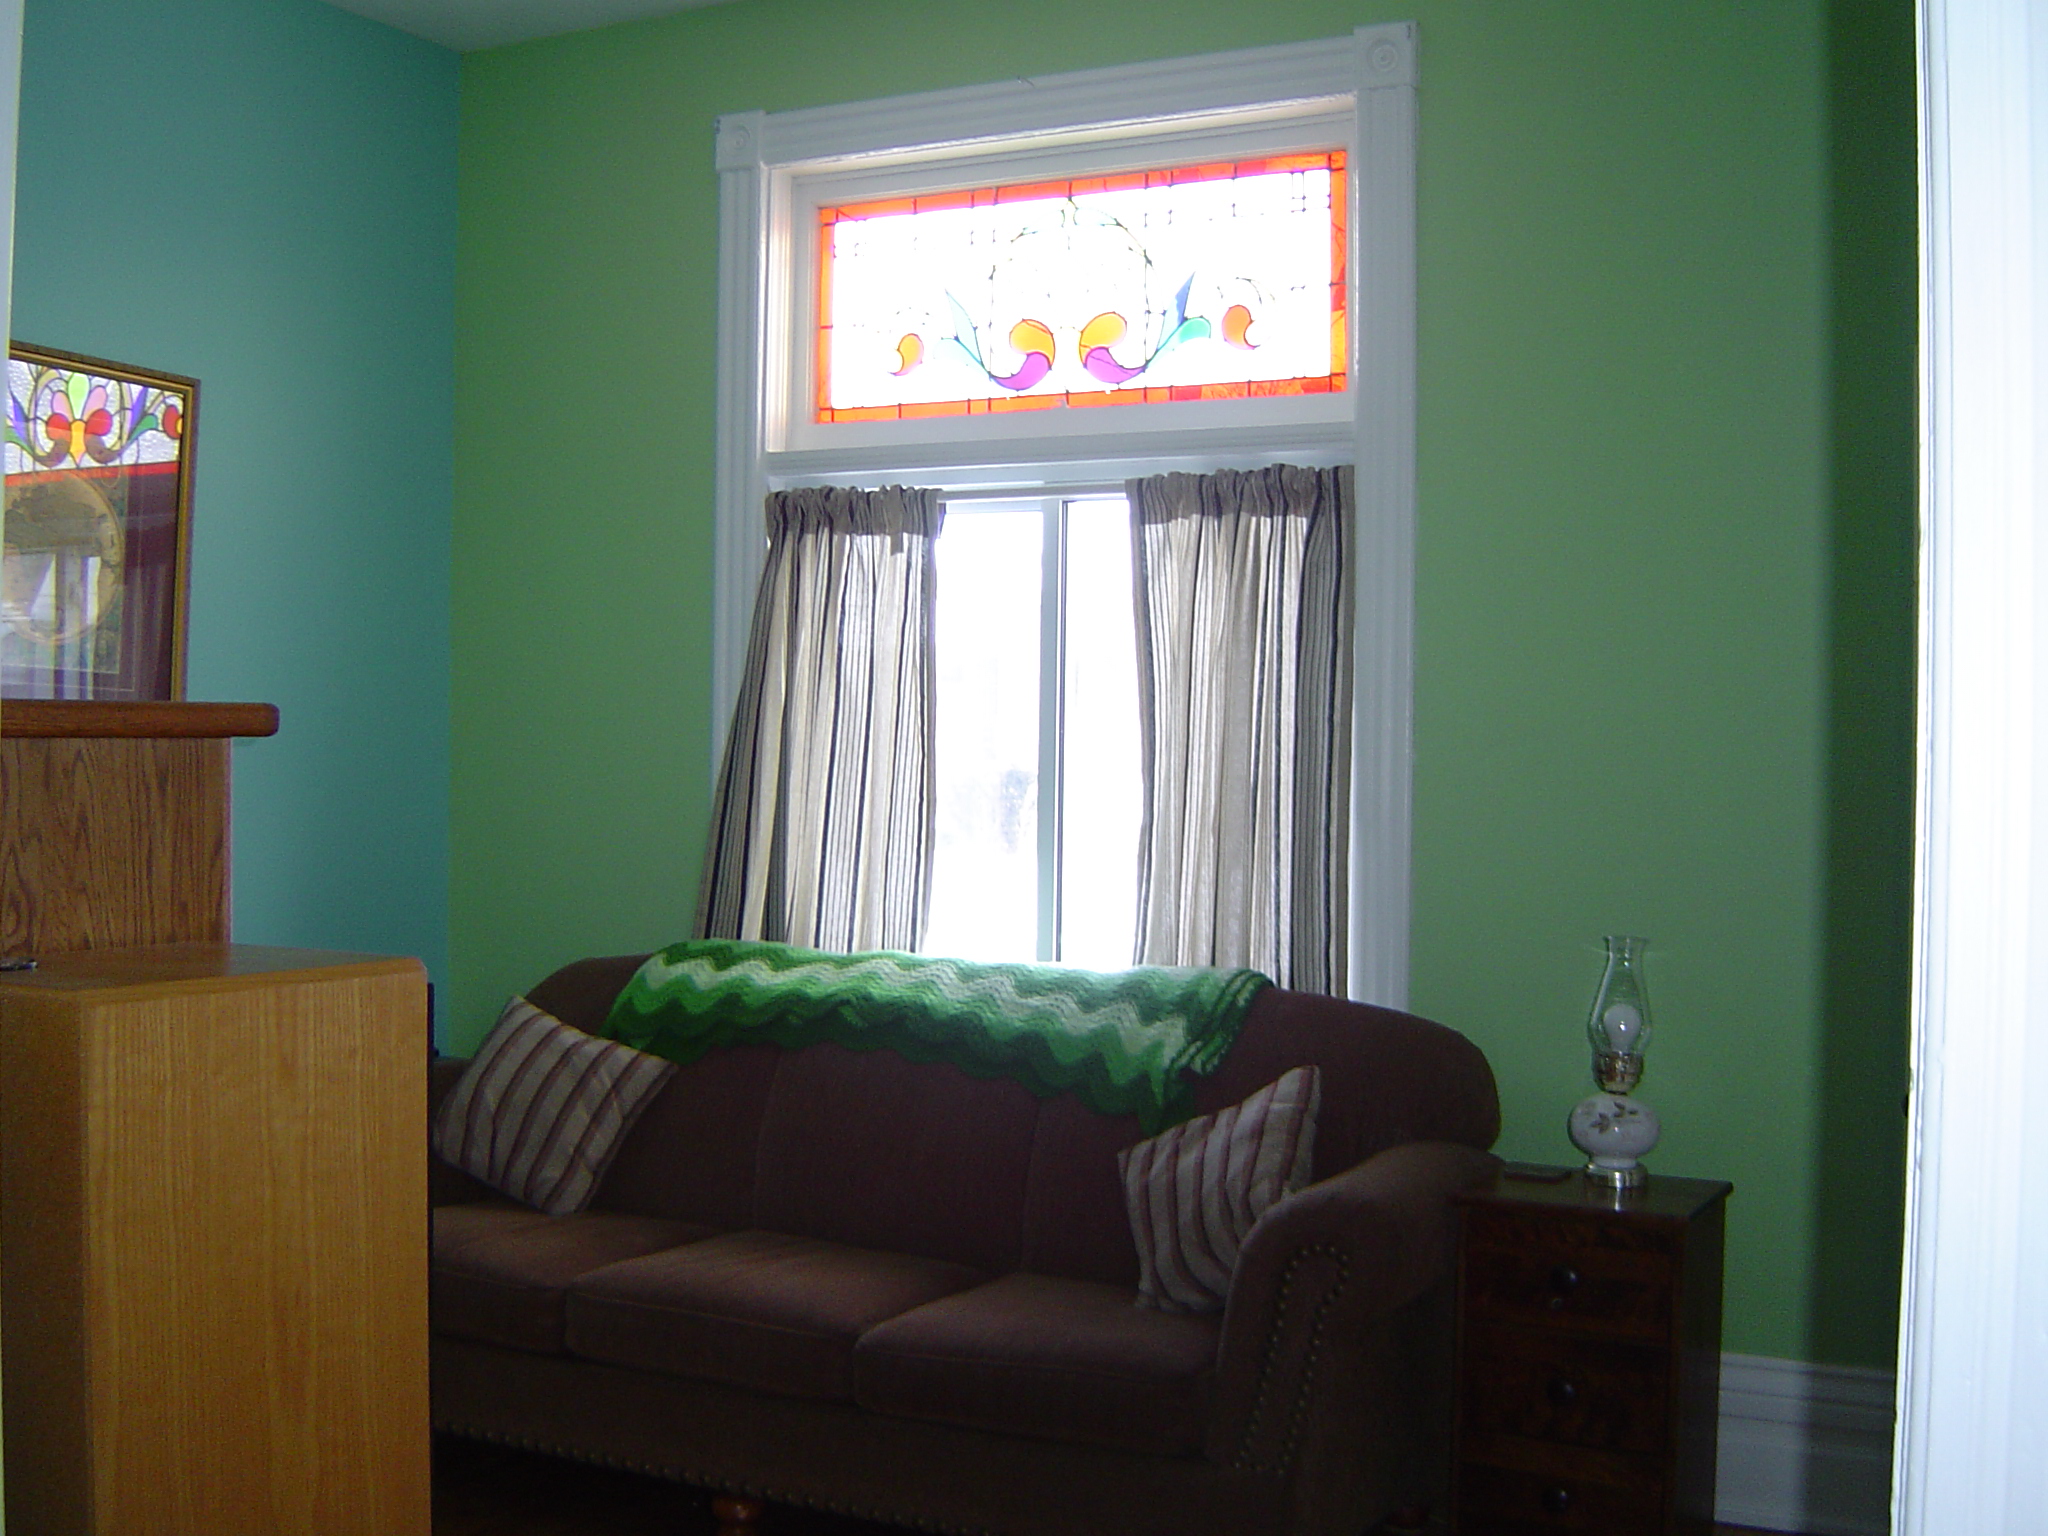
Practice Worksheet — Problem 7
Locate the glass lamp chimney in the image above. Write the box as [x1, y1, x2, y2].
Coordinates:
[1588, 935, 1652, 1093]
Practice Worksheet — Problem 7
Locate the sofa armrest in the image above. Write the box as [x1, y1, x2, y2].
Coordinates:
[428, 1056, 493, 1207]
[1205, 1140, 1498, 1474]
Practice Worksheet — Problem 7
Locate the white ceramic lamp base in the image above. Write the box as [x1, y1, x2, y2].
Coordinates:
[1567, 1092, 1662, 1188]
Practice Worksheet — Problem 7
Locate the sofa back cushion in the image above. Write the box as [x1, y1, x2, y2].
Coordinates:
[752, 1043, 1042, 1272]
[1201, 987, 1500, 1172]
[523, 956, 773, 1229]
[1019, 987, 1499, 1284]
[518, 955, 1498, 1286]
[523, 955, 1042, 1269]
[595, 1043, 783, 1228]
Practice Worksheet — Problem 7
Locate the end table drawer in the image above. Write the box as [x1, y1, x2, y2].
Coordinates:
[1462, 1242, 1674, 1339]
[1456, 1457, 1665, 1531]
[1461, 1324, 1669, 1453]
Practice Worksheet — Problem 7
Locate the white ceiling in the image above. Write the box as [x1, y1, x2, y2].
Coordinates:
[321, 0, 737, 52]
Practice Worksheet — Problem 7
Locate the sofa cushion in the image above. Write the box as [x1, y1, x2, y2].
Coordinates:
[432, 1200, 716, 1355]
[565, 1229, 985, 1401]
[433, 996, 676, 1215]
[853, 1271, 1221, 1457]
[1121, 1065, 1321, 1314]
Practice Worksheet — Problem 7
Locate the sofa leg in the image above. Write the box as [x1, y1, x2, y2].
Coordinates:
[712, 1494, 765, 1536]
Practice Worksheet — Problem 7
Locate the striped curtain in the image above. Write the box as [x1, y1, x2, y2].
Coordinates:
[1128, 466, 1352, 993]
[696, 486, 944, 952]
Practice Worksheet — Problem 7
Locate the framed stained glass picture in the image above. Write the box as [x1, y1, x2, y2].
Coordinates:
[815, 150, 1347, 423]
[1, 344, 196, 700]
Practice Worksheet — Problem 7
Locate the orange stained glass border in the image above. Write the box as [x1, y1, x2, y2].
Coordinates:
[814, 149, 1348, 424]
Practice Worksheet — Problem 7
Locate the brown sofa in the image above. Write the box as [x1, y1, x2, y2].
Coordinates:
[429, 953, 1501, 1536]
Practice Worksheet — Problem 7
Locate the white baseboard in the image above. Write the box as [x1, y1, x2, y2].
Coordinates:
[1716, 1354, 1896, 1534]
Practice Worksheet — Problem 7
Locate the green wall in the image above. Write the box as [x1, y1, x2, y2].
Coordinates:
[450, 0, 1917, 1370]
[11, 0, 458, 987]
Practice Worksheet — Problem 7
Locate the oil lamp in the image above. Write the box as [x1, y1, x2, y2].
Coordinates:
[1566, 935, 1661, 1188]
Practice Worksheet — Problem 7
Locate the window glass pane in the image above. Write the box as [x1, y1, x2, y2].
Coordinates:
[1057, 498, 1142, 970]
[922, 507, 1042, 963]
[819, 152, 1346, 422]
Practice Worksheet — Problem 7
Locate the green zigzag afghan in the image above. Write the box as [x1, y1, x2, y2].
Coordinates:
[602, 939, 1271, 1133]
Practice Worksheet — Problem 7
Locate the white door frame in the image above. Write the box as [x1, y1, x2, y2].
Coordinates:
[1895, 1, 2048, 1531]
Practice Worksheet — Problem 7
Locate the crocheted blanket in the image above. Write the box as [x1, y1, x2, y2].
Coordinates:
[601, 938, 1270, 1133]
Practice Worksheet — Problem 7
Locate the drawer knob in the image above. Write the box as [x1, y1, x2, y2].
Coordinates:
[1546, 1264, 1580, 1309]
[1546, 1374, 1579, 1407]
[1542, 1485, 1573, 1516]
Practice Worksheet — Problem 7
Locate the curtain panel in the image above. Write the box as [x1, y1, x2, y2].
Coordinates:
[1128, 466, 1353, 993]
[696, 486, 944, 953]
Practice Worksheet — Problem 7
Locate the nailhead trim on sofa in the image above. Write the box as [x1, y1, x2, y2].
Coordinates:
[1233, 1242, 1350, 1475]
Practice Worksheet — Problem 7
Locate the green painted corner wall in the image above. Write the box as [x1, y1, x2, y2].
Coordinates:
[449, 0, 1917, 1369]
[11, 0, 458, 987]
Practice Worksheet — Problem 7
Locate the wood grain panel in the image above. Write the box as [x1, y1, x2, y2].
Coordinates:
[0, 950, 431, 1535]
[1459, 1323, 1669, 1454]
[0, 736, 230, 955]
[0, 990, 95, 1532]
[1, 700, 279, 738]
[1456, 1452, 1667, 1529]
[1672, 1202, 1727, 1536]
[1452, 1171, 1731, 1536]
[1461, 1241, 1676, 1340]
[1456, 1429, 1669, 1490]
[15, 943, 411, 991]
[1464, 1207, 1684, 1257]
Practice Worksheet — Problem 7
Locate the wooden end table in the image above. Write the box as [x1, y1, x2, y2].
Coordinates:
[1450, 1163, 1731, 1535]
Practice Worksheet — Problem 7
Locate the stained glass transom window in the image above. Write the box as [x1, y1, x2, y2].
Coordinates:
[4, 359, 186, 475]
[816, 151, 1346, 422]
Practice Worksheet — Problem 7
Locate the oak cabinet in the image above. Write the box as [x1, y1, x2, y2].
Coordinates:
[0, 944, 430, 1535]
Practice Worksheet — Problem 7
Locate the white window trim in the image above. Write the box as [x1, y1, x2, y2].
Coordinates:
[712, 24, 1417, 1006]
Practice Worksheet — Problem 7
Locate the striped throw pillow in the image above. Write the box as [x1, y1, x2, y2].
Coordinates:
[434, 996, 677, 1217]
[1118, 1064, 1322, 1313]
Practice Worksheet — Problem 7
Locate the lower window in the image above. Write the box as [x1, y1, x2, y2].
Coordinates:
[921, 493, 1142, 969]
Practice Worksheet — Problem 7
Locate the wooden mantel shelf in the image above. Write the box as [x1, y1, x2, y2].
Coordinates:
[0, 700, 279, 739]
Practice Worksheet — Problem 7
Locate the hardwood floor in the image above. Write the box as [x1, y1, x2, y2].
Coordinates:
[432, 1436, 1781, 1536]
[433, 1438, 898, 1536]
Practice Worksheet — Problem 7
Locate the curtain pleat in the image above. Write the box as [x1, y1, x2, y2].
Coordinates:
[1128, 466, 1353, 993]
[696, 485, 944, 953]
